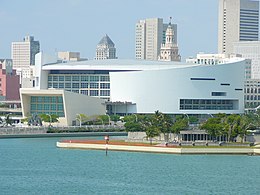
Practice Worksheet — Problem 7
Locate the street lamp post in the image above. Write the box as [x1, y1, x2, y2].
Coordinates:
[183, 113, 189, 125]
[47, 114, 52, 127]
[106, 114, 111, 125]
[76, 114, 82, 127]
[133, 114, 138, 122]
[208, 113, 214, 118]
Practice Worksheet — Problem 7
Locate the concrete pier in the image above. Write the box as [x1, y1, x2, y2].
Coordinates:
[56, 141, 260, 155]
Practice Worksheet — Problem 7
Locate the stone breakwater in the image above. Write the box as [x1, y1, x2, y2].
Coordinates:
[56, 141, 260, 155]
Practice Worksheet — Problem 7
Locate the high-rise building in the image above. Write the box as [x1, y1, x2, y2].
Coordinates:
[158, 19, 181, 61]
[135, 18, 178, 60]
[11, 35, 40, 87]
[95, 34, 117, 60]
[233, 41, 260, 79]
[218, 0, 259, 54]
[12, 35, 40, 68]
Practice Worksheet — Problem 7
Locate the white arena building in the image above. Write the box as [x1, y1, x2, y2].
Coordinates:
[20, 53, 245, 126]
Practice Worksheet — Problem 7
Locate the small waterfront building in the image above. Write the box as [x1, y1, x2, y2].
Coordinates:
[20, 89, 105, 126]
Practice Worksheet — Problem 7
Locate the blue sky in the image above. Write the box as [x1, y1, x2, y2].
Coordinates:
[0, 0, 219, 60]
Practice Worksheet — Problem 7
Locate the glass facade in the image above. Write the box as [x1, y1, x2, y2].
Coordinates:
[180, 99, 237, 110]
[30, 96, 65, 117]
[48, 74, 110, 99]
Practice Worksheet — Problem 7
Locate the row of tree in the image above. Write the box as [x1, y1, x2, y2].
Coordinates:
[124, 111, 189, 144]
[201, 113, 259, 143]
[124, 111, 260, 144]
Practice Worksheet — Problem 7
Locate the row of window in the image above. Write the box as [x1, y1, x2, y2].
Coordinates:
[64, 89, 110, 97]
[31, 96, 63, 103]
[48, 75, 110, 82]
[30, 96, 65, 117]
[48, 82, 110, 89]
[180, 99, 235, 110]
[245, 95, 260, 101]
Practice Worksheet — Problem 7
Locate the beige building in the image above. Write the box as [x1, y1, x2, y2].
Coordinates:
[135, 18, 178, 61]
[58, 51, 80, 62]
[158, 19, 181, 62]
[233, 41, 260, 79]
[12, 35, 40, 87]
[218, 0, 259, 54]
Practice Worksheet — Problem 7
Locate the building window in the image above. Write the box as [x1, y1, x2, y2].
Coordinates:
[90, 90, 99, 96]
[65, 83, 71, 88]
[100, 83, 110, 89]
[90, 83, 99, 88]
[81, 83, 88, 88]
[65, 76, 71, 81]
[90, 76, 99, 82]
[212, 92, 226, 96]
[59, 83, 64, 88]
[81, 76, 88, 81]
[100, 76, 110, 82]
[72, 83, 79, 88]
[100, 90, 110, 96]
[190, 78, 215, 81]
[59, 76, 64, 81]
[72, 76, 80, 81]
[81, 90, 88, 95]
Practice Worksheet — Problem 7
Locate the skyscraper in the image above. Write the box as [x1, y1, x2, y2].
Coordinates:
[135, 18, 177, 60]
[11, 35, 40, 87]
[12, 35, 40, 69]
[218, 0, 259, 54]
[158, 18, 181, 61]
[95, 34, 117, 60]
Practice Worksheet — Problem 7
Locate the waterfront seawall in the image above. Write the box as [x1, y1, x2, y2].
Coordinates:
[56, 142, 260, 155]
[0, 132, 127, 139]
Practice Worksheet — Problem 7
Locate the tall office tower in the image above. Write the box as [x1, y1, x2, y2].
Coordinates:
[158, 19, 181, 61]
[12, 35, 40, 87]
[233, 41, 260, 79]
[95, 34, 117, 60]
[12, 35, 40, 69]
[135, 18, 178, 60]
[218, 0, 259, 54]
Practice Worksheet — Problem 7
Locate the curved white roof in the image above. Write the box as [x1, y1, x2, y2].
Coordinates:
[42, 59, 244, 71]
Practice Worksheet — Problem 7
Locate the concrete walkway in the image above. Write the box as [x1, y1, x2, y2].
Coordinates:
[56, 142, 260, 155]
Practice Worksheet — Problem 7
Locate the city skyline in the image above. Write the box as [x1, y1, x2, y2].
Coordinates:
[0, 0, 220, 61]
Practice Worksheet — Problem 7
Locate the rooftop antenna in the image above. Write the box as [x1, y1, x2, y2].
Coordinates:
[169, 17, 172, 25]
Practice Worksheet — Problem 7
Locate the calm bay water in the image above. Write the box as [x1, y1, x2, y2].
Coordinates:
[0, 137, 260, 195]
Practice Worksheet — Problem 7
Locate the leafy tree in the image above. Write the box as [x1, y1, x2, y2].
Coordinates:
[201, 117, 225, 141]
[40, 114, 59, 125]
[171, 117, 189, 134]
[76, 114, 89, 126]
[224, 114, 240, 142]
[5, 114, 13, 126]
[124, 121, 143, 132]
[145, 125, 160, 145]
[97, 115, 109, 125]
[189, 116, 199, 124]
[110, 115, 120, 122]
